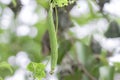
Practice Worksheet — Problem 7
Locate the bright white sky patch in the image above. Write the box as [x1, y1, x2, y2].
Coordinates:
[18, 4, 38, 25]
[108, 55, 120, 63]
[0, 32, 10, 43]
[70, 0, 99, 17]
[28, 27, 38, 38]
[16, 51, 30, 68]
[0, 8, 13, 30]
[101, 38, 120, 52]
[70, 0, 89, 17]
[0, 0, 11, 5]
[6, 51, 31, 80]
[8, 51, 30, 68]
[8, 56, 16, 66]
[20, 0, 30, 5]
[108, 47, 120, 65]
[104, 0, 120, 17]
[16, 25, 30, 36]
[70, 19, 108, 38]
[5, 69, 26, 80]
[38, 7, 47, 21]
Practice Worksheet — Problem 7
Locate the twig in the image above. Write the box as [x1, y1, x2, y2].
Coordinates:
[77, 60, 97, 80]
[71, 39, 97, 80]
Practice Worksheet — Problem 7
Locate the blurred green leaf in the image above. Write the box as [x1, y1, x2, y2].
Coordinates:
[27, 62, 46, 80]
[35, 20, 48, 42]
[100, 49, 109, 65]
[79, 36, 91, 46]
[0, 43, 14, 61]
[90, 63, 100, 77]
[113, 62, 120, 72]
[71, 10, 102, 26]
[0, 29, 4, 34]
[99, 66, 114, 80]
[36, 0, 49, 9]
[22, 39, 43, 62]
[75, 42, 92, 66]
[71, 0, 102, 26]
[82, 74, 89, 80]
[0, 77, 3, 80]
[87, 0, 94, 15]
[57, 40, 72, 64]
[64, 71, 82, 80]
[0, 62, 13, 73]
[101, 49, 107, 57]
[12, 0, 17, 7]
[105, 21, 120, 38]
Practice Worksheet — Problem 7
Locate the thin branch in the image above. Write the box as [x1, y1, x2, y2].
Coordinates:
[71, 39, 97, 80]
[77, 60, 97, 80]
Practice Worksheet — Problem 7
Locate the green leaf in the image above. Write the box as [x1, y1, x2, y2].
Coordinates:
[0, 62, 13, 73]
[0, 77, 3, 80]
[12, 0, 17, 7]
[104, 21, 120, 38]
[75, 42, 92, 66]
[64, 71, 82, 80]
[53, 0, 75, 7]
[113, 62, 120, 72]
[79, 36, 91, 46]
[99, 66, 114, 80]
[57, 40, 72, 64]
[0, 29, 4, 34]
[100, 49, 109, 65]
[27, 62, 46, 80]
[36, 0, 49, 8]
[72, 13, 101, 25]
[35, 20, 48, 41]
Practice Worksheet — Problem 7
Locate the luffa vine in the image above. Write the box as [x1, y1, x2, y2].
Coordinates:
[27, 0, 76, 80]
[48, 3, 58, 74]
[49, 0, 76, 74]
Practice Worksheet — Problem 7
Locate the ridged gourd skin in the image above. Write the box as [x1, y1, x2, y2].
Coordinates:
[48, 3, 58, 74]
[48, 0, 75, 74]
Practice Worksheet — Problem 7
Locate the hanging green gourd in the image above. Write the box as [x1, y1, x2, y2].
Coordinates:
[48, 3, 58, 74]
[48, 0, 76, 74]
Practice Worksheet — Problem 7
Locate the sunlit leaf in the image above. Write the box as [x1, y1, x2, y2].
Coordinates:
[0, 62, 13, 73]
[27, 62, 46, 80]
[53, 0, 75, 7]
[75, 42, 92, 66]
[12, 0, 17, 7]
[113, 62, 120, 72]
[79, 36, 91, 46]
[0, 77, 3, 80]
[100, 49, 109, 65]
[71, 13, 102, 26]
[99, 66, 114, 80]
[36, 0, 49, 8]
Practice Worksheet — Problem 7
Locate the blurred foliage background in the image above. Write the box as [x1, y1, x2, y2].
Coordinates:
[0, 0, 120, 80]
